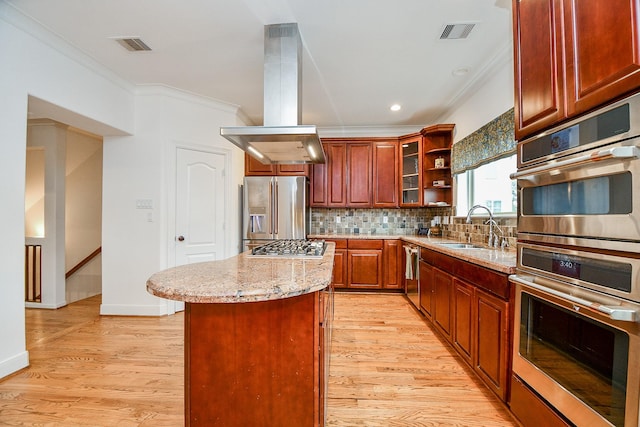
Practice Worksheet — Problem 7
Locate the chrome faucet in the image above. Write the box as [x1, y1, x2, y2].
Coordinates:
[466, 205, 497, 248]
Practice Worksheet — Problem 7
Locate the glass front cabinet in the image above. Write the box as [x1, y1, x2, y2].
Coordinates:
[399, 135, 422, 207]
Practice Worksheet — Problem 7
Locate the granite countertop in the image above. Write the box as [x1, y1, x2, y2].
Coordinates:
[309, 233, 516, 275]
[146, 243, 335, 303]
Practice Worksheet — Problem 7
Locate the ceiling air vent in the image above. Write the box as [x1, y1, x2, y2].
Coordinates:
[440, 23, 476, 40]
[114, 37, 152, 52]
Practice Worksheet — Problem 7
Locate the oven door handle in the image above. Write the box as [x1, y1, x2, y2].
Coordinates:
[510, 275, 638, 322]
[509, 145, 640, 181]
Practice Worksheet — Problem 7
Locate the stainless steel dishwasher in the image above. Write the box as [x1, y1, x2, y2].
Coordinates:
[403, 244, 419, 309]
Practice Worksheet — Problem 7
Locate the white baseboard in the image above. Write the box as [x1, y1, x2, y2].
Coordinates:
[99, 303, 168, 316]
[0, 351, 29, 380]
[24, 301, 67, 309]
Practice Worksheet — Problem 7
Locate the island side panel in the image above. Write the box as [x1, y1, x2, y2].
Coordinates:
[185, 292, 320, 426]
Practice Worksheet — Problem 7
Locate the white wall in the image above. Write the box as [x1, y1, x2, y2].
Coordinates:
[438, 48, 515, 143]
[101, 86, 245, 316]
[0, 4, 244, 378]
[0, 3, 135, 379]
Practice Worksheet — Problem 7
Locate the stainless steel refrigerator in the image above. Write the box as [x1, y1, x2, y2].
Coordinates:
[242, 176, 309, 252]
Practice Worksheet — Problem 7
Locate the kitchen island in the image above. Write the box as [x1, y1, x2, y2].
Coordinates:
[146, 243, 335, 427]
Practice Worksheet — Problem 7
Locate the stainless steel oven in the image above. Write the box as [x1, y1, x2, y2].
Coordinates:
[512, 269, 640, 427]
[511, 92, 640, 242]
[510, 92, 640, 427]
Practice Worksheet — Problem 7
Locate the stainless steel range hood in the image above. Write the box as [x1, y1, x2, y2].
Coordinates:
[220, 23, 325, 164]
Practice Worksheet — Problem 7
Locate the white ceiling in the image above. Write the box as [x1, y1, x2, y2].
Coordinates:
[8, 0, 513, 134]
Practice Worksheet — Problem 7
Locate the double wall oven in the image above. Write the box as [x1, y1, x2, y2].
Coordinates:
[510, 93, 640, 427]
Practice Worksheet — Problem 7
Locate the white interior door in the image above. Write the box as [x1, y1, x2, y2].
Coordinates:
[175, 148, 226, 311]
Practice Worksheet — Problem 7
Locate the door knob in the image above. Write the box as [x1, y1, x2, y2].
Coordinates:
[177, 235, 185, 242]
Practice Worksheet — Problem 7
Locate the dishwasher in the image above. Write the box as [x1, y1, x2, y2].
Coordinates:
[403, 244, 420, 310]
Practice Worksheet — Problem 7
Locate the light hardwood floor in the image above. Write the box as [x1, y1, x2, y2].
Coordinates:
[0, 293, 518, 426]
[327, 293, 517, 426]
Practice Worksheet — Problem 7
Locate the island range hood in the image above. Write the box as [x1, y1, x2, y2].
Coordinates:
[220, 23, 325, 164]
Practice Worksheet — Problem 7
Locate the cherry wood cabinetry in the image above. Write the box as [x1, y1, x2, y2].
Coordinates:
[346, 143, 372, 207]
[244, 154, 309, 176]
[422, 124, 454, 207]
[310, 162, 327, 206]
[418, 258, 434, 319]
[185, 290, 329, 426]
[474, 287, 510, 402]
[310, 127, 450, 208]
[513, 0, 640, 140]
[372, 140, 399, 208]
[433, 268, 454, 342]
[453, 279, 475, 365]
[327, 239, 391, 290]
[512, 0, 564, 140]
[399, 134, 423, 207]
[325, 239, 347, 287]
[418, 246, 511, 402]
[325, 143, 348, 207]
[347, 239, 383, 289]
[382, 239, 402, 289]
[312, 139, 394, 208]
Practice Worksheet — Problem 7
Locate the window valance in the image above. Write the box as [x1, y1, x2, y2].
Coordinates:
[451, 108, 516, 175]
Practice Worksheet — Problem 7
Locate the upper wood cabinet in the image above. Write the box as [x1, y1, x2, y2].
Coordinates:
[513, 0, 640, 140]
[244, 154, 309, 176]
[310, 162, 328, 206]
[421, 124, 454, 207]
[245, 154, 277, 175]
[325, 142, 348, 207]
[312, 139, 394, 208]
[346, 143, 372, 207]
[513, 0, 565, 140]
[398, 134, 423, 207]
[372, 140, 399, 208]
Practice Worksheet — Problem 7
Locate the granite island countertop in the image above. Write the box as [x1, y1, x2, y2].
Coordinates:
[146, 242, 335, 303]
[309, 233, 516, 274]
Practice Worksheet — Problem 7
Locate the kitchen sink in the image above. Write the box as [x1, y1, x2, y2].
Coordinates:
[436, 242, 484, 249]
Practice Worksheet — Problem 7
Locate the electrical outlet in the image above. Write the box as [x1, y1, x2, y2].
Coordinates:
[336, 216, 341, 224]
[383, 216, 388, 224]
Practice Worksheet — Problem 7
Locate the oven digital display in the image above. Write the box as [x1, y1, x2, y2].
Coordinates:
[552, 256, 581, 279]
[521, 247, 633, 293]
[550, 125, 579, 154]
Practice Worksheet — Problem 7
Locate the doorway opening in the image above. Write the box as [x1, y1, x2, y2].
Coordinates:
[24, 118, 103, 310]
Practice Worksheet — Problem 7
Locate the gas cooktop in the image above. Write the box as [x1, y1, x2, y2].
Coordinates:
[250, 239, 326, 258]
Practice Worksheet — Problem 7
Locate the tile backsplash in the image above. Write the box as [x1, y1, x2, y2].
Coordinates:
[311, 208, 452, 235]
[310, 207, 517, 248]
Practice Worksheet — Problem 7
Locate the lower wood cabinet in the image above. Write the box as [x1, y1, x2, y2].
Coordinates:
[418, 260, 434, 319]
[474, 287, 510, 402]
[347, 240, 383, 288]
[453, 279, 475, 365]
[419, 247, 511, 403]
[433, 267, 453, 342]
[382, 240, 402, 289]
[185, 291, 327, 426]
[327, 239, 403, 290]
[326, 239, 347, 287]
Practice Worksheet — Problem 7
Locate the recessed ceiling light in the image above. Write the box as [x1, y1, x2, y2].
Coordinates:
[390, 104, 402, 112]
[452, 67, 470, 76]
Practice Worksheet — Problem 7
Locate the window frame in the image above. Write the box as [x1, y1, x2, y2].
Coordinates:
[454, 154, 517, 218]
